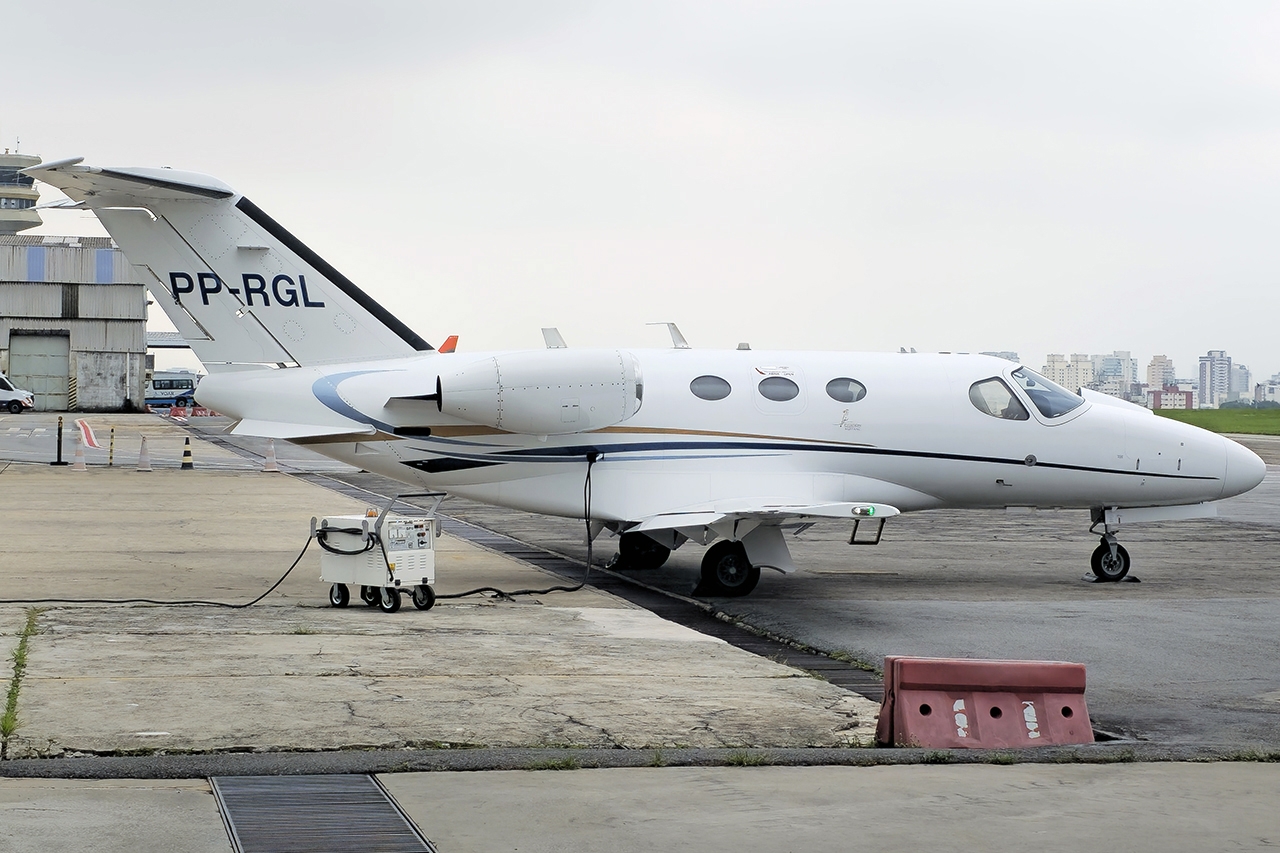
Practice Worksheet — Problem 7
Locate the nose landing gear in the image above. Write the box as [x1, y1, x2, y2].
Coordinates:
[1090, 535, 1131, 582]
[1088, 508, 1132, 582]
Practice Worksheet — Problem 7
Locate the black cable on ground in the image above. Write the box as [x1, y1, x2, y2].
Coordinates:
[0, 455, 602, 609]
[435, 451, 599, 600]
[0, 536, 314, 608]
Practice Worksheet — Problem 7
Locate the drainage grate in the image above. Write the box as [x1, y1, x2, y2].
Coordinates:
[211, 775, 434, 853]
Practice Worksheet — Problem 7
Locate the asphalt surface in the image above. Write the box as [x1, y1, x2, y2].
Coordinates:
[442, 481, 1280, 748]
[258, 425, 1279, 751]
[42, 415, 1280, 751]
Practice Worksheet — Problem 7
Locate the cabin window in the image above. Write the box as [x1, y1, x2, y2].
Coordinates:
[969, 378, 1028, 420]
[1010, 367, 1083, 418]
[690, 375, 732, 401]
[758, 376, 800, 402]
[825, 377, 866, 403]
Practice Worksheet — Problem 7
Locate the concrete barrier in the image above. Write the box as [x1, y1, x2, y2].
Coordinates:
[876, 656, 1094, 749]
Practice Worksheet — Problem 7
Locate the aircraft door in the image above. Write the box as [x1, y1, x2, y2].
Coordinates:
[751, 365, 806, 415]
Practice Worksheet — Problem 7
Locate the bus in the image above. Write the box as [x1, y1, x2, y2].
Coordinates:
[145, 369, 201, 408]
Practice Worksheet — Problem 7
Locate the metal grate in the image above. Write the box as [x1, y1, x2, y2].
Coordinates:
[211, 775, 434, 853]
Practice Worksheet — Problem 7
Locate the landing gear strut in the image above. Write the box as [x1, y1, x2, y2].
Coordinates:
[697, 540, 760, 597]
[1088, 508, 1132, 582]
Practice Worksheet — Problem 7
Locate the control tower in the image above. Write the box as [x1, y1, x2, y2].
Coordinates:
[0, 150, 41, 234]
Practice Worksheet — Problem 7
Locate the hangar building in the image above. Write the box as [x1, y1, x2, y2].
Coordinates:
[1, 150, 147, 412]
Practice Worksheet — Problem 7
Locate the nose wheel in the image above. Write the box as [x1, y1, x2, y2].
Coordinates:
[1090, 536, 1131, 582]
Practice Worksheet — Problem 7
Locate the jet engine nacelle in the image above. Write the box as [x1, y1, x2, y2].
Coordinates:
[438, 349, 643, 435]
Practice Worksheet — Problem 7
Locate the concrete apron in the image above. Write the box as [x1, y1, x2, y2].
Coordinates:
[0, 461, 878, 759]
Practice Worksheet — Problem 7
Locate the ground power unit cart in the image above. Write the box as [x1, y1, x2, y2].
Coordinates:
[315, 494, 444, 614]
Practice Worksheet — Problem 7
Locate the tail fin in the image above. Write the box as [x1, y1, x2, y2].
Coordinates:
[25, 159, 432, 367]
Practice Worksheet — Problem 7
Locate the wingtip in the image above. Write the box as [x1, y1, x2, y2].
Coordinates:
[22, 156, 85, 174]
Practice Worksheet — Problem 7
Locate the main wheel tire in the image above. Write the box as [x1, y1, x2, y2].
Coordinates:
[329, 583, 350, 607]
[1090, 542, 1131, 582]
[6, 401, 21, 415]
[360, 585, 379, 606]
[699, 541, 761, 597]
[378, 587, 402, 613]
[412, 584, 436, 611]
[615, 532, 672, 570]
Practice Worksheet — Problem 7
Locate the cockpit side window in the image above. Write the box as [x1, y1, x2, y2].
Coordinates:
[1010, 367, 1083, 418]
[969, 378, 1029, 420]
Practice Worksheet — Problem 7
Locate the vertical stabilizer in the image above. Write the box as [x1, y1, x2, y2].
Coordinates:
[24, 161, 432, 367]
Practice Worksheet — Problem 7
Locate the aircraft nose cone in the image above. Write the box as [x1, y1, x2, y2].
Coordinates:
[1221, 437, 1266, 498]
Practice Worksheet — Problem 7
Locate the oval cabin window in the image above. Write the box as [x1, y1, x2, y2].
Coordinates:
[690, 375, 732, 401]
[825, 377, 866, 403]
[758, 376, 800, 402]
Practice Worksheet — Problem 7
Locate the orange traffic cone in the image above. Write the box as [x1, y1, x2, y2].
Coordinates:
[71, 436, 87, 471]
[180, 437, 194, 470]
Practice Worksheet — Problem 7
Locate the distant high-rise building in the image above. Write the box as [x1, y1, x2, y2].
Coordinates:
[1147, 355, 1176, 390]
[1042, 353, 1095, 392]
[980, 351, 1019, 362]
[1198, 350, 1232, 408]
[1230, 364, 1251, 400]
[1091, 351, 1138, 398]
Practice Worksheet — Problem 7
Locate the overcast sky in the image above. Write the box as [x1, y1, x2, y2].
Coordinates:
[9, 1, 1280, 380]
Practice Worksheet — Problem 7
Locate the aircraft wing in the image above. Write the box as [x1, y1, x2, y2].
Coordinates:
[629, 500, 900, 574]
[229, 419, 377, 440]
[631, 501, 900, 533]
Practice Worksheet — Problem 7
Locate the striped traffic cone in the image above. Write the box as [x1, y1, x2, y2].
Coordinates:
[262, 438, 280, 473]
[180, 437, 194, 470]
[71, 436, 87, 471]
[137, 436, 153, 472]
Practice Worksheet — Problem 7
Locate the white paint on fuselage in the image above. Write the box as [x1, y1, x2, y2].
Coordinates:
[197, 349, 1263, 525]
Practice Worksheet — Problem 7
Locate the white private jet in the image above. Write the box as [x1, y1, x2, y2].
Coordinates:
[27, 159, 1267, 597]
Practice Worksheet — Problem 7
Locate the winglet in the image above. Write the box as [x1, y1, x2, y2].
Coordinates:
[438, 335, 459, 354]
[647, 322, 690, 349]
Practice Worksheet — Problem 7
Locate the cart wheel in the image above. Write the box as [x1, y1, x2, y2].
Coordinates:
[378, 587, 401, 614]
[329, 583, 349, 608]
[412, 585, 436, 611]
[360, 585, 378, 607]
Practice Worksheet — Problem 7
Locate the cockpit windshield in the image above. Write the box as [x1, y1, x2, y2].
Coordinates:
[1010, 367, 1084, 418]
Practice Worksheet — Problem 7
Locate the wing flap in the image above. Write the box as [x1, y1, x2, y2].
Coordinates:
[633, 501, 900, 532]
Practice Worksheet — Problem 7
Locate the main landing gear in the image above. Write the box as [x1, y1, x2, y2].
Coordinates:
[609, 531, 672, 571]
[697, 540, 761, 597]
[1088, 508, 1132, 582]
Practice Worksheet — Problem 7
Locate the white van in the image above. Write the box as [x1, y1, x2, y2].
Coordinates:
[0, 372, 35, 415]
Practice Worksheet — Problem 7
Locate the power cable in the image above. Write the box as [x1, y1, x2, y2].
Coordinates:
[0, 453, 603, 608]
[433, 451, 598, 600]
[0, 536, 314, 608]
